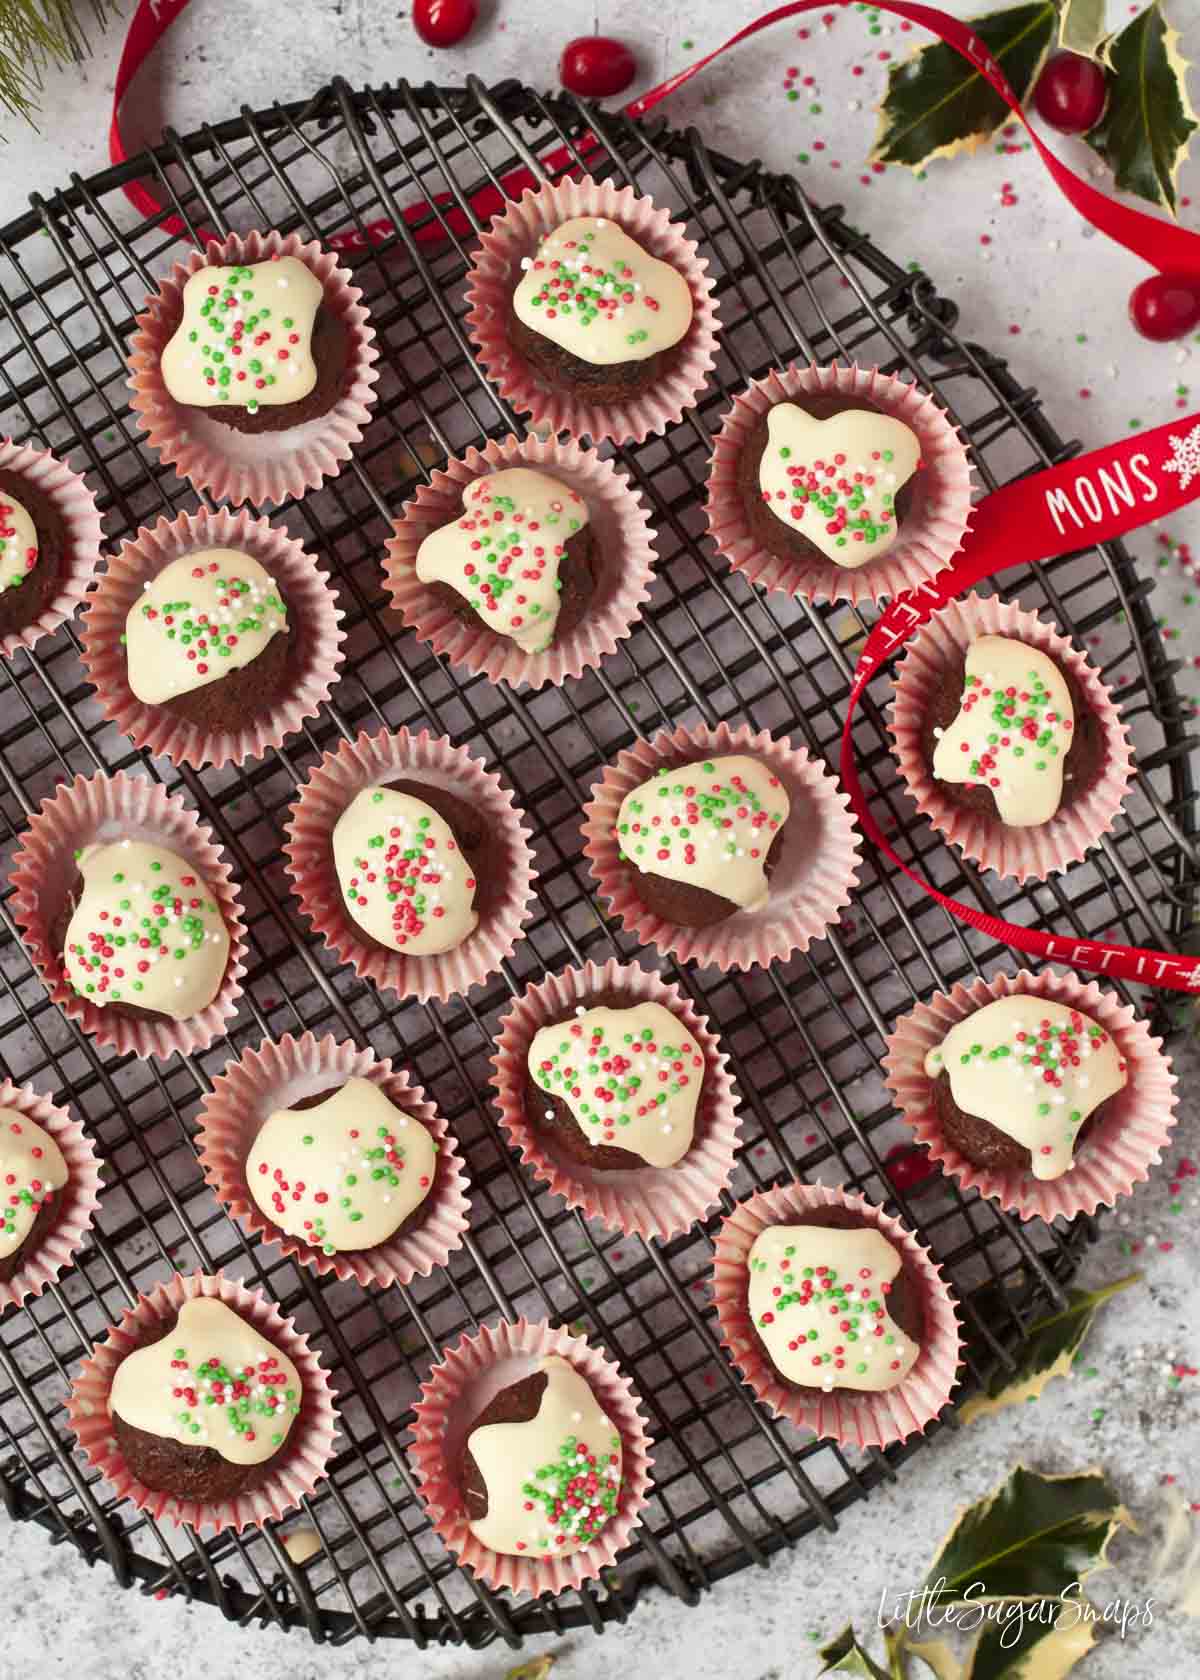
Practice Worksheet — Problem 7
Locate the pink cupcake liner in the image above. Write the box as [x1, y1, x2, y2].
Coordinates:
[283, 727, 535, 1004]
[889, 592, 1135, 882]
[580, 720, 861, 972]
[127, 229, 379, 507]
[9, 771, 248, 1060]
[705, 362, 973, 606]
[0, 438, 102, 659]
[712, 1180, 962, 1448]
[79, 505, 345, 769]
[195, 1029, 471, 1288]
[0, 1079, 103, 1314]
[490, 958, 739, 1239]
[465, 176, 719, 445]
[382, 431, 656, 690]
[408, 1316, 652, 1597]
[66, 1269, 338, 1535]
[883, 967, 1178, 1223]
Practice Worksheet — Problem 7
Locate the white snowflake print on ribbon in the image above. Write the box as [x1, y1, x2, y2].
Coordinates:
[1163, 423, 1200, 492]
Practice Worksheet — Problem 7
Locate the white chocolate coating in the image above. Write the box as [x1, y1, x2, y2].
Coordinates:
[747, 1223, 921, 1393]
[758, 404, 921, 567]
[0, 489, 38, 594]
[160, 257, 323, 413]
[62, 840, 231, 1021]
[247, 1077, 437, 1254]
[331, 787, 479, 956]
[123, 548, 289, 705]
[616, 754, 790, 913]
[923, 996, 1127, 1180]
[0, 1110, 67, 1262]
[109, 1297, 302, 1467]
[512, 217, 693, 366]
[528, 1002, 703, 1168]
[415, 468, 589, 654]
[466, 1356, 623, 1558]
[930, 636, 1076, 827]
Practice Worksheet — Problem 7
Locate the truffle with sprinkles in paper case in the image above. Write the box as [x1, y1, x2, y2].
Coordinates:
[0, 437, 102, 660]
[711, 1180, 961, 1447]
[10, 770, 247, 1060]
[66, 1270, 338, 1534]
[581, 720, 860, 972]
[330, 785, 479, 957]
[408, 1316, 652, 1597]
[0, 1077, 101, 1313]
[491, 956, 739, 1239]
[889, 592, 1133, 882]
[465, 175, 719, 445]
[195, 1029, 471, 1289]
[705, 362, 972, 606]
[884, 968, 1177, 1222]
[383, 430, 656, 690]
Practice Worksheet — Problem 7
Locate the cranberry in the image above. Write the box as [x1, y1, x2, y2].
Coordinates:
[560, 35, 637, 99]
[412, 0, 477, 49]
[884, 1143, 939, 1195]
[1033, 51, 1108, 134]
[1129, 274, 1200, 342]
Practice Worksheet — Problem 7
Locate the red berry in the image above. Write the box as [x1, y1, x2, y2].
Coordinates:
[1130, 274, 1200, 342]
[884, 1143, 938, 1195]
[1033, 51, 1108, 134]
[412, 0, 476, 48]
[559, 35, 637, 99]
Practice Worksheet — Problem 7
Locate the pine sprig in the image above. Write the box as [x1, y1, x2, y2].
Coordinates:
[0, 0, 117, 127]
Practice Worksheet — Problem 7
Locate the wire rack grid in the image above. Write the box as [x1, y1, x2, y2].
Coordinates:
[0, 76, 1195, 1652]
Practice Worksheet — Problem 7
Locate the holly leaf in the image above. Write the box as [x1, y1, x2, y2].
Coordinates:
[967, 1603, 1096, 1679]
[922, 1466, 1132, 1606]
[505, 1660, 555, 1680]
[957, 1273, 1140, 1425]
[871, 3, 1057, 171]
[1056, 0, 1107, 60]
[885, 1628, 964, 1679]
[1085, 1, 1198, 216]
[817, 1626, 891, 1679]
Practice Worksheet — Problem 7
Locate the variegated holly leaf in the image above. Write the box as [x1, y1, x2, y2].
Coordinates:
[871, 3, 1057, 171]
[922, 1466, 1132, 1606]
[958, 1273, 1139, 1425]
[1086, 1, 1198, 216]
[505, 1658, 555, 1680]
[818, 1626, 891, 1679]
[1056, 0, 1107, 60]
[967, 1603, 1096, 1679]
[885, 1627, 964, 1679]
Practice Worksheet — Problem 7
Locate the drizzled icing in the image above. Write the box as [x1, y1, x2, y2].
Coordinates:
[466, 1356, 623, 1558]
[616, 754, 790, 912]
[923, 996, 1127, 1181]
[62, 840, 231, 1020]
[747, 1223, 921, 1393]
[930, 637, 1076, 827]
[416, 468, 589, 654]
[758, 404, 921, 567]
[0, 491, 38, 594]
[122, 547, 288, 705]
[246, 1077, 437, 1254]
[331, 786, 479, 956]
[512, 217, 693, 367]
[160, 257, 323, 414]
[528, 1001, 704, 1168]
[0, 1110, 67, 1262]
[109, 1297, 301, 1467]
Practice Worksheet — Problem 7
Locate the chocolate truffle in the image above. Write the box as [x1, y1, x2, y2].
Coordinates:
[460, 1354, 623, 1558]
[0, 470, 67, 641]
[511, 217, 693, 400]
[331, 782, 480, 957]
[108, 1297, 302, 1501]
[526, 997, 704, 1172]
[923, 996, 1127, 1179]
[159, 257, 342, 434]
[415, 467, 593, 654]
[0, 1110, 68, 1285]
[122, 547, 289, 731]
[246, 1076, 437, 1255]
[926, 635, 1100, 826]
[61, 838, 231, 1021]
[748, 1210, 923, 1395]
[615, 753, 790, 927]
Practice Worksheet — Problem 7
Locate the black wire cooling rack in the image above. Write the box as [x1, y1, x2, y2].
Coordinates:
[0, 76, 1197, 1652]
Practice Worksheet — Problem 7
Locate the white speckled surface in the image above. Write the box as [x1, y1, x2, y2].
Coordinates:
[3, 1, 1200, 1674]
